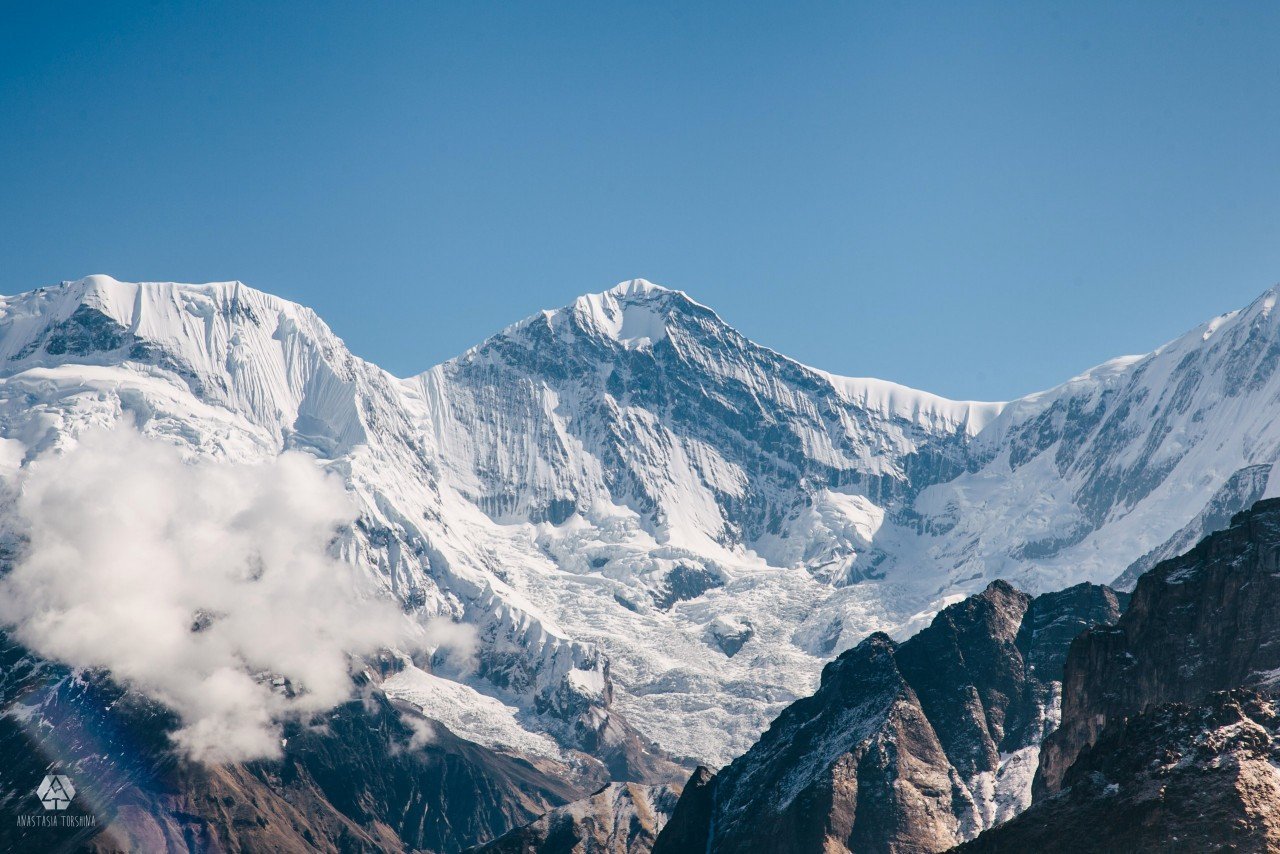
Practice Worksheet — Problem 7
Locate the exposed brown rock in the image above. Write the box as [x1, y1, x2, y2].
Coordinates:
[0, 634, 582, 854]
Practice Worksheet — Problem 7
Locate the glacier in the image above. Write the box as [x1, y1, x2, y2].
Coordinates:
[3, 273, 1280, 770]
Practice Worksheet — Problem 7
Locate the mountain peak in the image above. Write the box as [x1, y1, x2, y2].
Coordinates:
[8, 276, 325, 338]
[568, 282, 686, 350]
[0, 275, 344, 384]
[603, 278, 675, 299]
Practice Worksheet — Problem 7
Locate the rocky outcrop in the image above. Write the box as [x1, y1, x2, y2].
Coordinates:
[468, 781, 681, 854]
[951, 497, 1280, 851]
[958, 690, 1280, 853]
[1037, 497, 1280, 797]
[0, 634, 582, 854]
[653, 581, 1122, 854]
[685, 633, 965, 854]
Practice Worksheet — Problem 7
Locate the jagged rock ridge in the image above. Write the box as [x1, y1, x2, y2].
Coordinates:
[468, 780, 681, 854]
[958, 690, 1280, 853]
[1038, 495, 1280, 795]
[653, 581, 1123, 853]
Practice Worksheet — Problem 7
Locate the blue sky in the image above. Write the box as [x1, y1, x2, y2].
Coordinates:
[2, 2, 1279, 400]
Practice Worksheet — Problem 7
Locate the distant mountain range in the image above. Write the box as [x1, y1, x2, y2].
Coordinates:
[5, 274, 1280, 850]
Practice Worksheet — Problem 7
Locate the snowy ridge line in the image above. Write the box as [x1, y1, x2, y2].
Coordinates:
[4, 272, 1280, 774]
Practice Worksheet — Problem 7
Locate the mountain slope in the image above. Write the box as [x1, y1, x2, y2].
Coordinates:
[913, 286, 1280, 598]
[399, 279, 1007, 765]
[958, 690, 1280, 854]
[400, 277, 1280, 767]
[406, 279, 998, 560]
[469, 780, 681, 854]
[1037, 496, 1280, 796]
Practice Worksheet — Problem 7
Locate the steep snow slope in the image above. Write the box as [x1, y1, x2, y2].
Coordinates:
[911, 285, 1280, 597]
[406, 279, 999, 560]
[401, 279, 1007, 762]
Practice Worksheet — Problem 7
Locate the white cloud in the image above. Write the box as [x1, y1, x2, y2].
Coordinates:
[0, 427, 432, 763]
[405, 715, 436, 748]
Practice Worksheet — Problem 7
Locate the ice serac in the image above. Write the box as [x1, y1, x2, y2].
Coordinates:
[653, 581, 1122, 853]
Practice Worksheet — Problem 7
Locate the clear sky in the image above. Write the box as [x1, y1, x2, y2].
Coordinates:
[3, 2, 1280, 400]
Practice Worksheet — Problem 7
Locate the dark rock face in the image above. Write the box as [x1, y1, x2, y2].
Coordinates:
[649, 766, 713, 854]
[1037, 497, 1280, 797]
[43, 305, 129, 355]
[958, 690, 1280, 853]
[701, 633, 963, 854]
[651, 563, 724, 610]
[707, 619, 754, 657]
[568, 705, 688, 786]
[468, 781, 681, 854]
[653, 581, 1122, 854]
[1003, 583, 1131, 750]
[15, 303, 210, 398]
[0, 633, 581, 854]
[894, 582, 1032, 787]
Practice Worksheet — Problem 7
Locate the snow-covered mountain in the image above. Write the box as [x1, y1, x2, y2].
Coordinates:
[400, 280, 1004, 763]
[4, 273, 1280, 772]
[0, 275, 615, 772]
[916, 285, 1280, 596]
[406, 279, 998, 564]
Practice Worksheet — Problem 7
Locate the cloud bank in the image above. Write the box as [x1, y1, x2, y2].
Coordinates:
[0, 427, 418, 762]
